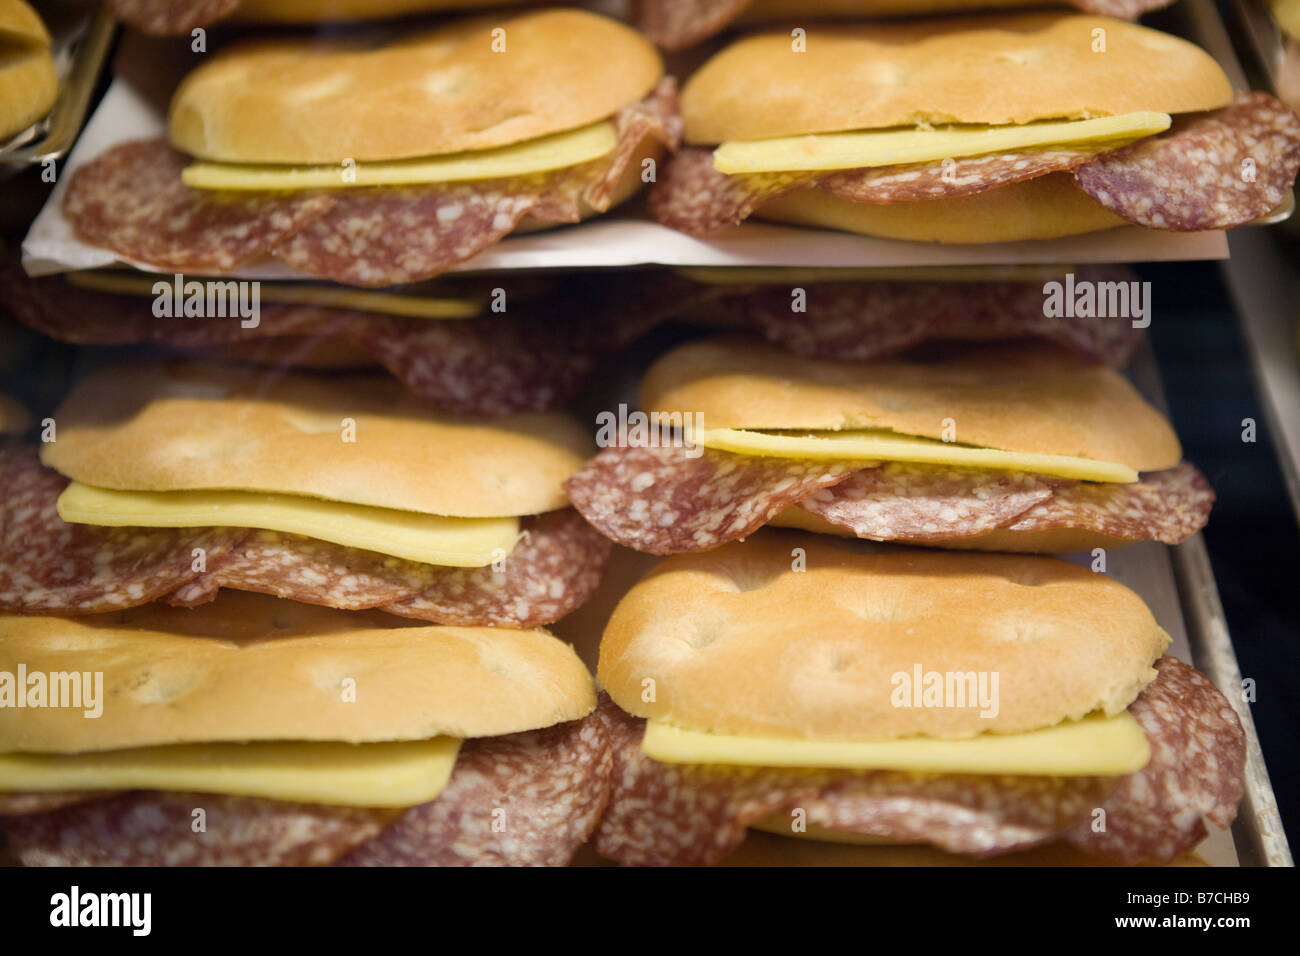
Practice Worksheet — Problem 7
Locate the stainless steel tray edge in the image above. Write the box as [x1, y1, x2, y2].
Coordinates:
[1173, 536, 1294, 866]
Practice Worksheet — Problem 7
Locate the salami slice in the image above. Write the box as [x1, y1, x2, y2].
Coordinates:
[0, 447, 245, 615]
[161, 529, 438, 611]
[798, 464, 1060, 542]
[3, 791, 391, 866]
[63, 140, 337, 273]
[342, 712, 611, 866]
[821, 147, 1099, 205]
[0, 268, 609, 415]
[649, 148, 818, 235]
[107, 0, 240, 36]
[633, 0, 752, 50]
[381, 510, 613, 628]
[593, 698, 1116, 866]
[350, 319, 599, 416]
[274, 180, 550, 288]
[1007, 463, 1215, 544]
[564, 444, 855, 554]
[1067, 657, 1247, 863]
[722, 273, 1145, 367]
[583, 78, 683, 212]
[1074, 93, 1300, 231]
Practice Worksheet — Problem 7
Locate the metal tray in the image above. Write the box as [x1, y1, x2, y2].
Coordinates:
[1, 2, 115, 171]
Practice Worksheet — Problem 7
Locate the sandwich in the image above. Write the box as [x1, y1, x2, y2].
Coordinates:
[651, 13, 1300, 242]
[591, 533, 1246, 865]
[0, 592, 610, 866]
[108, 0, 539, 36]
[0, 0, 56, 142]
[62, 9, 680, 286]
[635, 0, 1179, 50]
[0, 361, 610, 625]
[669, 265, 1146, 367]
[565, 335, 1214, 554]
[0, 265, 662, 415]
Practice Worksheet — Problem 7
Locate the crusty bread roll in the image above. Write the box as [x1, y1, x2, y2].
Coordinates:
[0, 0, 56, 141]
[599, 532, 1170, 740]
[641, 337, 1183, 472]
[169, 9, 663, 163]
[755, 172, 1129, 243]
[682, 14, 1232, 144]
[41, 361, 592, 518]
[742, 0, 1068, 18]
[0, 592, 597, 753]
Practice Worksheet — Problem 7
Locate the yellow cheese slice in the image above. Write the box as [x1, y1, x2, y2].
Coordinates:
[713, 112, 1172, 175]
[642, 711, 1150, 777]
[693, 426, 1137, 483]
[0, 738, 461, 808]
[65, 270, 483, 320]
[183, 119, 617, 191]
[57, 482, 519, 568]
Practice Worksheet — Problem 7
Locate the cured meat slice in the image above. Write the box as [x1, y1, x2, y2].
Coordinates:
[274, 180, 549, 288]
[381, 510, 613, 628]
[342, 712, 611, 866]
[632, 0, 752, 50]
[821, 147, 1099, 205]
[107, 0, 240, 36]
[1007, 463, 1214, 544]
[3, 790, 392, 866]
[1067, 657, 1247, 862]
[722, 273, 1145, 366]
[798, 465, 1060, 542]
[567, 445, 1212, 553]
[63, 140, 336, 273]
[583, 77, 683, 212]
[649, 147, 818, 235]
[592, 698, 1116, 866]
[161, 529, 439, 611]
[0, 447, 245, 615]
[1074, 93, 1300, 231]
[349, 319, 598, 416]
[564, 444, 855, 554]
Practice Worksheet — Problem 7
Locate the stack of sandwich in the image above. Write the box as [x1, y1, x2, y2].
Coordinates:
[0, 0, 1285, 867]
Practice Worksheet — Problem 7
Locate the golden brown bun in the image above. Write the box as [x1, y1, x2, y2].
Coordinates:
[0, 0, 56, 141]
[234, 0, 533, 23]
[599, 531, 1170, 739]
[0, 592, 596, 753]
[756, 173, 1129, 243]
[41, 361, 591, 518]
[682, 14, 1232, 144]
[1273, 0, 1300, 40]
[641, 337, 1182, 472]
[0, 391, 28, 434]
[170, 9, 663, 163]
[721, 829, 1208, 866]
[769, 506, 1140, 555]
